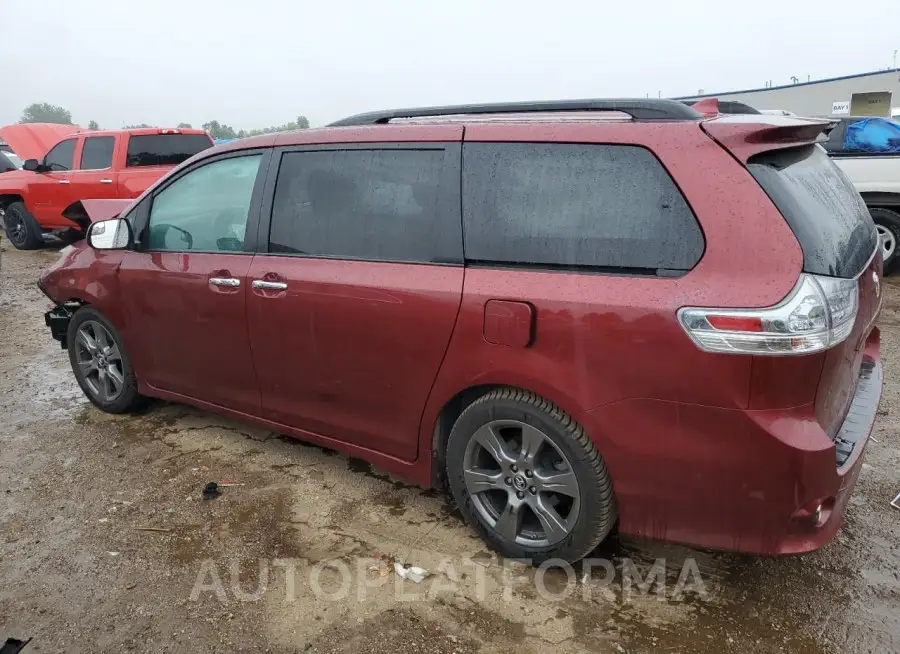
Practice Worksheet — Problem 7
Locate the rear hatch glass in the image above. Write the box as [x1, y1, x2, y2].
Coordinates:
[126, 134, 213, 168]
[747, 145, 876, 279]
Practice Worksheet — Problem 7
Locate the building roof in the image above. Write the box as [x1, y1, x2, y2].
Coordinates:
[675, 68, 900, 100]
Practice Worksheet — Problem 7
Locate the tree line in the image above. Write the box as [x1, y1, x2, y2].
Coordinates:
[17, 103, 309, 139]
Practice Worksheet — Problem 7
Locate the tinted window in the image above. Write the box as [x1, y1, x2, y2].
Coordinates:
[80, 136, 115, 170]
[127, 134, 213, 167]
[462, 143, 703, 272]
[269, 148, 459, 263]
[147, 155, 262, 252]
[44, 139, 76, 171]
[749, 145, 876, 278]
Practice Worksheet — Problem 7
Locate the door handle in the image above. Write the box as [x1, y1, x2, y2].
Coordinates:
[209, 277, 241, 287]
[252, 280, 287, 290]
[99, 179, 113, 184]
[58, 179, 71, 184]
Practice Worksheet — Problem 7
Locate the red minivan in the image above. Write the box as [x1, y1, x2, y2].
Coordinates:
[38, 99, 883, 563]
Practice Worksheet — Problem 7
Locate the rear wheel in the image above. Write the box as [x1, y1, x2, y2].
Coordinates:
[446, 388, 616, 564]
[3, 201, 43, 250]
[67, 307, 146, 413]
[870, 207, 900, 274]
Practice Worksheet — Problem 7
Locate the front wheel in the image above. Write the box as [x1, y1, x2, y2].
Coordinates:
[871, 207, 900, 274]
[66, 307, 146, 413]
[446, 388, 616, 564]
[3, 201, 43, 250]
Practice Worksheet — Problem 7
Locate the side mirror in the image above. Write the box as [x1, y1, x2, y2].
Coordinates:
[22, 159, 40, 172]
[87, 218, 132, 251]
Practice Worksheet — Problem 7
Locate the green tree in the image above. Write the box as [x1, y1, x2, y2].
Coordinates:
[242, 115, 311, 137]
[88, 120, 99, 130]
[177, 122, 192, 129]
[202, 120, 237, 140]
[20, 103, 73, 125]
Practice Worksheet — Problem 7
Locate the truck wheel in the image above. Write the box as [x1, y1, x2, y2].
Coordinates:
[871, 207, 900, 274]
[3, 201, 43, 250]
[66, 307, 146, 414]
[446, 388, 616, 564]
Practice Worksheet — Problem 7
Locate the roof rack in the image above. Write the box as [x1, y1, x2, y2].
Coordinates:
[328, 99, 702, 126]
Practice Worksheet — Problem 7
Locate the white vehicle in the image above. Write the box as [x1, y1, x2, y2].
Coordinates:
[825, 117, 900, 271]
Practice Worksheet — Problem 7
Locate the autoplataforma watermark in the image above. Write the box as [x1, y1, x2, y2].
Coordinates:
[189, 555, 709, 604]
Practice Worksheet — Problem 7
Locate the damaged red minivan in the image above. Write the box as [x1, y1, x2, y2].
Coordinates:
[38, 99, 883, 563]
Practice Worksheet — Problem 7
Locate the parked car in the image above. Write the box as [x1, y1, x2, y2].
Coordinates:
[38, 99, 882, 563]
[0, 150, 23, 173]
[824, 116, 900, 271]
[0, 125, 213, 249]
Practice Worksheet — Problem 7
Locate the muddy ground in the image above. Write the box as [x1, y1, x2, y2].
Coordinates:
[0, 245, 898, 654]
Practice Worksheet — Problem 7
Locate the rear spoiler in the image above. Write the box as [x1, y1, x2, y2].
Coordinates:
[701, 114, 833, 162]
[62, 199, 135, 232]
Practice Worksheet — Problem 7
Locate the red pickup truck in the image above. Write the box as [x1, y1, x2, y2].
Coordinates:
[0, 125, 213, 249]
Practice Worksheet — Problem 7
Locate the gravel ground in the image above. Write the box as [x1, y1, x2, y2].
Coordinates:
[1, 245, 899, 653]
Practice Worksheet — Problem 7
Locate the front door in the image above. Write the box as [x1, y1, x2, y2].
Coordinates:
[30, 137, 78, 226]
[247, 137, 465, 460]
[118, 150, 269, 414]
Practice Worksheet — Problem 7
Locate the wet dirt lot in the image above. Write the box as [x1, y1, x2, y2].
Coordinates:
[1, 245, 899, 654]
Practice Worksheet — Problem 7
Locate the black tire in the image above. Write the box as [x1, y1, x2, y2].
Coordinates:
[870, 207, 900, 274]
[446, 388, 616, 564]
[66, 307, 146, 414]
[3, 201, 43, 250]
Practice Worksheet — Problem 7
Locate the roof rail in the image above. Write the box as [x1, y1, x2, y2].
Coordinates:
[328, 99, 702, 126]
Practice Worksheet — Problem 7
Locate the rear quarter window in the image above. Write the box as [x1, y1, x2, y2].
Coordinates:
[462, 143, 704, 274]
[126, 134, 213, 167]
[748, 145, 876, 278]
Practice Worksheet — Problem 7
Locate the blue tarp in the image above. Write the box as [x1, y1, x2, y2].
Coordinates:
[844, 118, 900, 153]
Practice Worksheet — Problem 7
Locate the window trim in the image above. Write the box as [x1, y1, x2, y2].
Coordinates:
[256, 142, 464, 266]
[132, 147, 273, 255]
[43, 138, 78, 172]
[459, 141, 705, 277]
[79, 135, 116, 171]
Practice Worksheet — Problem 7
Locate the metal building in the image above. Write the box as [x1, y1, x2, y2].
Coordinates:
[676, 68, 900, 118]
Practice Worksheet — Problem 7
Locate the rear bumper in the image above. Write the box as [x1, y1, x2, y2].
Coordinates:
[584, 332, 882, 556]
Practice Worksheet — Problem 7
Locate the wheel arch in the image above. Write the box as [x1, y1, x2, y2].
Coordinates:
[860, 192, 900, 209]
[0, 193, 25, 212]
[427, 380, 589, 488]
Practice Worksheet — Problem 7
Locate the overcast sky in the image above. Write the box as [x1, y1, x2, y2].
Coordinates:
[3, 0, 899, 129]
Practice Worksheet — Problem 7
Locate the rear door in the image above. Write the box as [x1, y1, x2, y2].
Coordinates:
[118, 149, 270, 414]
[66, 134, 118, 206]
[30, 137, 78, 226]
[247, 133, 464, 460]
[747, 145, 880, 438]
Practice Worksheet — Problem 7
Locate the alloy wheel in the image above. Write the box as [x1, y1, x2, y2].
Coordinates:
[877, 224, 896, 262]
[5, 210, 26, 248]
[74, 320, 125, 402]
[463, 419, 580, 547]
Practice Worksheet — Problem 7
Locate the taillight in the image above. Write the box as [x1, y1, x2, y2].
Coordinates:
[678, 274, 858, 355]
